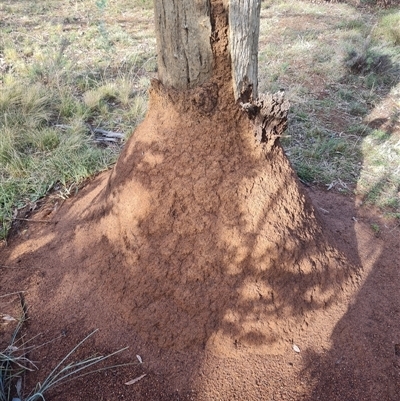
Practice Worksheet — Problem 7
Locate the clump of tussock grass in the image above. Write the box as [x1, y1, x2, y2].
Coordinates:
[342, 35, 398, 91]
[344, 44, 394, 77]
[0, 71, 147, 238]
[1, 294, 32, 401]
[22, 330, 131, 401]
[0, 82, 120, 239]
[374, 11, 400, 45]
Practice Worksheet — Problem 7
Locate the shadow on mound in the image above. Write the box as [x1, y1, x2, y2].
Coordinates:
[0, 78, 365, 399]
[77, 81, 362, 350]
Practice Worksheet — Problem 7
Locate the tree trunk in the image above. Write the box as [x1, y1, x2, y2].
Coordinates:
[93, 0, 356, 358]
[154, 0, 214, 90]
[154, 0, 261, 102]
[229, 0, 261, 101]
[153, 0, 288, 146]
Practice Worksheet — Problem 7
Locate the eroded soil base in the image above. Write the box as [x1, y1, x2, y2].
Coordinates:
[1, 85, 400, 400]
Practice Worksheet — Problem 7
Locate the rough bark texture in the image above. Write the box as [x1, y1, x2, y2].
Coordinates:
[229, 0, 261, 101]
[155, 0, 261, 102]
[241, 90, 290, 150]
[154, 0, 213, 89]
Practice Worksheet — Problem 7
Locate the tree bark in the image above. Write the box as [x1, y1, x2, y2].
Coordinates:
[155, 0, 261, 102]
[154, 0, 213, 90]
[229, 0, 261, 101]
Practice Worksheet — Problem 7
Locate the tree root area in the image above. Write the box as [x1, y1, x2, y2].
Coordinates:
[1, 84, 399, 400]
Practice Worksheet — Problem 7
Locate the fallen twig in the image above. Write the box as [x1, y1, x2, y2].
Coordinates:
[0, 291, 26, 298]
[94, 137, 121, 143]
[13, 217, 56, 223]
[125, 374, 147, 386]
[90, 127, 124, 138]
[53, 124, 125, 141]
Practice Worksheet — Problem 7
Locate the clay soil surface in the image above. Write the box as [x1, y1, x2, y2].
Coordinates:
[1, 90, 400, 400]
[1, 180, 400, 400]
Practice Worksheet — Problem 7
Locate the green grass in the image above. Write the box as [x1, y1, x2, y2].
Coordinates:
[0, 0, 155, 239]
[357, 127, 400, 210]
[374, 11, 400, 45]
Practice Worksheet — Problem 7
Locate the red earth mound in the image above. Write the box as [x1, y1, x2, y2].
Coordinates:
[2, 78, 400, 400]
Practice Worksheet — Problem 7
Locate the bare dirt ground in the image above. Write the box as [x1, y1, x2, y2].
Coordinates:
[1, 171, 399, 401]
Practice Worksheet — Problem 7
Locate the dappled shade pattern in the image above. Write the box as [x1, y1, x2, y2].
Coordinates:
[43, 81, 361, 355]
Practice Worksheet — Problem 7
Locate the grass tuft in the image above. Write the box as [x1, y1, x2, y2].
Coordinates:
[0, 294, 138, 401]
[375, 11, 400, 45]
[24, 330, 129, 401]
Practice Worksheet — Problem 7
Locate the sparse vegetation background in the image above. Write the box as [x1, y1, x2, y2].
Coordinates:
[0, 0, 155, 239]
[1, 0, 399, 240]
[259, 1, 399, 214]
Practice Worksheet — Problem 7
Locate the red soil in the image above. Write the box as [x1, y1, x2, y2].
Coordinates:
[1, 80, 399, 400]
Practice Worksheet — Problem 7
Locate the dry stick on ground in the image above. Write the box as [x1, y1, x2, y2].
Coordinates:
[0, 291, 26, 298]
[88, 127, 125, 138]
[13, 218, 57, 223]
[54, 124, 125, 143]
